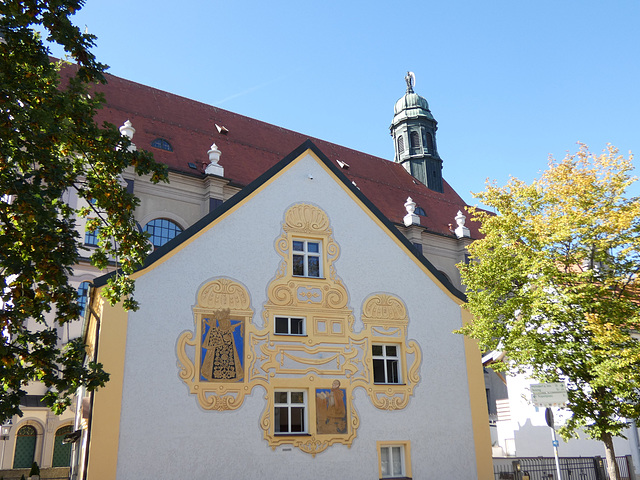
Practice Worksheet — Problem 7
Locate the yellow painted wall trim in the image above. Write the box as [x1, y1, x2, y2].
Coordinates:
[85, 297, 128, 480]
[461, 307, 493, 480]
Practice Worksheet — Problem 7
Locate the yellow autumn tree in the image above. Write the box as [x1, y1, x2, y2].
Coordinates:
[458, 144, 640, 480]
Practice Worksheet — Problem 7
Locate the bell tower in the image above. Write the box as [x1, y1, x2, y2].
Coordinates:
[390, 72, 443, 193]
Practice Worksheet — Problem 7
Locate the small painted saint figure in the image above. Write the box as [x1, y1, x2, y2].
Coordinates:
[201, 309, 244, 382]
[316, 380, 347, 434]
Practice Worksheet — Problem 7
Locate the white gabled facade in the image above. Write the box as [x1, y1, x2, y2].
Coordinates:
[81, 144, 492, 479]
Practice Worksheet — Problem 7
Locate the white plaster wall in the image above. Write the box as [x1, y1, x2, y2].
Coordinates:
[114, 153, 479, 479]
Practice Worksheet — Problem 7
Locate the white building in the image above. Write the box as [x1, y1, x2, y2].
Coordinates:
[2, 71, 495, 479]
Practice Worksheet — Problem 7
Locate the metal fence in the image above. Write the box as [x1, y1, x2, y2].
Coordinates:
[494, 455, 635, 480]
[0, 466, 70, 480]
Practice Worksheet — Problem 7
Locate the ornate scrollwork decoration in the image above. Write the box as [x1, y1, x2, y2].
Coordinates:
[369, 390, 410, 411]
[176, 206, 423, 456]
[283, 204, 330, 234]
[297, 436, 330, 457]
[362, 294, 407, 322]
[177, 278, 254, 411]
[406, 339, 422, 385]
[176, 331, 196, 383]
[198, 278, 251, 310]
[197, 391, 246, 411]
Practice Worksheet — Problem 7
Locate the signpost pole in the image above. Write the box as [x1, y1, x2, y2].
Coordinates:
[545, 407, 563, 480]
[551, 427, 562, 480]
[532, 384, 568, 480]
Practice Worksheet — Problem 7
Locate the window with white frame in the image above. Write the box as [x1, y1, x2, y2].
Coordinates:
[274, 316, 305, 335]
[292, 240, 321, 277]
[379, 444, 408, 478]
[274, 390, 307, 434]
[372, 344, 401, 384]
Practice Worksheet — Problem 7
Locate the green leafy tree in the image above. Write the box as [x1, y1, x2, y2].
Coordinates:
[458, 144, 640, 480]
[0, 1, 167, 422]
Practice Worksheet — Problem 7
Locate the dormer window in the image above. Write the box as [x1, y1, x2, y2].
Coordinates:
[414, 206, 426, 216]
[151, 138, 173, 152]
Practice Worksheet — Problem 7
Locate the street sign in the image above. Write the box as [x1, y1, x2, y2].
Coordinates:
[552, 440, 559, 447]
[531, 382, 568, 407]
[545, 407, 554, 428]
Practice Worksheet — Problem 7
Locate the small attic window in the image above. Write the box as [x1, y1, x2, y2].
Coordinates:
[216, 124, 229, 135]
[151, 138, 173, 152]
[188, 162, 198, 170]
[415, 206, 426, 216]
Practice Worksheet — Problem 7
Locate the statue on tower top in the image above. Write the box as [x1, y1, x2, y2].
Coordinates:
[405, 71, 415, 93]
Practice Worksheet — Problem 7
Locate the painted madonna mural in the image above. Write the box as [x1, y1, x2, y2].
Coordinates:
[200, 309, 244, 382]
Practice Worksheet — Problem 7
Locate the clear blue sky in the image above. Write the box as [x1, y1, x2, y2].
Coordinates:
[45, 0, 640, 205]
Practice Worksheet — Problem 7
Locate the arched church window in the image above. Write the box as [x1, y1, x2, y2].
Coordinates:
[13, 425, 37, 468]
[52, 425, 73, 467]
[410, 131, 420, 149]
[144, 218, 183, 248]
[397, 136, 404, 154]
[151, 138, 173, 152]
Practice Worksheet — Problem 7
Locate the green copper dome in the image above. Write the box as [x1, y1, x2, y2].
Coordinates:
[392, 91, 435, 124]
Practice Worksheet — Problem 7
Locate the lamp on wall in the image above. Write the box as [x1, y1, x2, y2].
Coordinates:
[0, 419, 12, 469]
[0, 421, 10, 439]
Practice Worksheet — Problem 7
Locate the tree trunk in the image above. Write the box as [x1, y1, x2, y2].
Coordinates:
[602, 432, 621, 480]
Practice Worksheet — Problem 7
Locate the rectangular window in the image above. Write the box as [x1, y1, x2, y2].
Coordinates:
[292, 240, 321, 277]
[379, 444, 409, 478]
[84, 227, 99, 246]
[275, 316, 305, 335]
[274, 390, 307, 434]
[372, 345, 401, 384]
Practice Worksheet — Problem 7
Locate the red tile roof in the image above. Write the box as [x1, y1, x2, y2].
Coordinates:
[92, 71, 481, 239]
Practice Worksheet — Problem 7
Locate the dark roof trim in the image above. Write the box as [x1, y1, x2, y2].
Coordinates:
[93, 140, 465, 301]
